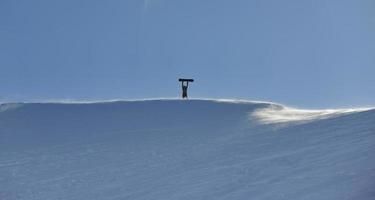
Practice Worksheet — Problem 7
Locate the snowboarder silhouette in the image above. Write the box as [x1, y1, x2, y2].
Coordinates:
[182, 81, 188, 98]
[179, 79, 194, 99]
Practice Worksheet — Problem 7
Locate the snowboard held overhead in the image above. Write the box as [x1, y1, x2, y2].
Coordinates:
[179, 78, 194, 99]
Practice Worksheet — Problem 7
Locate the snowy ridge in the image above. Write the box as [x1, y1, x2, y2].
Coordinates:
[1, 99, 375, 200]
[0, 97, 274, 105]
[1, 98, 372, 124]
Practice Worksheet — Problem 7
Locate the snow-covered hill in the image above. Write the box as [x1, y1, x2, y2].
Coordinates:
[1, 99, 374, 200]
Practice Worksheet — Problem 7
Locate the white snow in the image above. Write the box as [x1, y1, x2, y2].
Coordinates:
[1, 99, 374, 200]
[252, 104, 373, 124]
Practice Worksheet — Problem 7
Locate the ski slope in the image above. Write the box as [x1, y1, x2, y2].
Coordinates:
[1, 99, 374, 200]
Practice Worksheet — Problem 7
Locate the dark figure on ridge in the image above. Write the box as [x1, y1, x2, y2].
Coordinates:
[182, 81, 188, 98]
[178, 79, 194, 99]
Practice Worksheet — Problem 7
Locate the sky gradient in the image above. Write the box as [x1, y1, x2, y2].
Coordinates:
[1, 0, 374, 108]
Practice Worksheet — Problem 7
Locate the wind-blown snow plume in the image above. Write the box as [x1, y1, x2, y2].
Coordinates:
[252, 104, 374, 124]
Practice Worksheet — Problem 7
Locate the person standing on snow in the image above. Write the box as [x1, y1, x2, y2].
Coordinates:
[179, 79, 194, 99]
[182, 81, 188, 99]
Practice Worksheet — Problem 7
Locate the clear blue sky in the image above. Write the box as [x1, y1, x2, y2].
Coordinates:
[1, 0, 374, 108]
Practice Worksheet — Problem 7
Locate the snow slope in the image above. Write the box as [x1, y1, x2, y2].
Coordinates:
[0, 99, 374, 200]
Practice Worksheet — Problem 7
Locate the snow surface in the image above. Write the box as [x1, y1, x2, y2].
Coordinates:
[0, 99, 375, 200]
